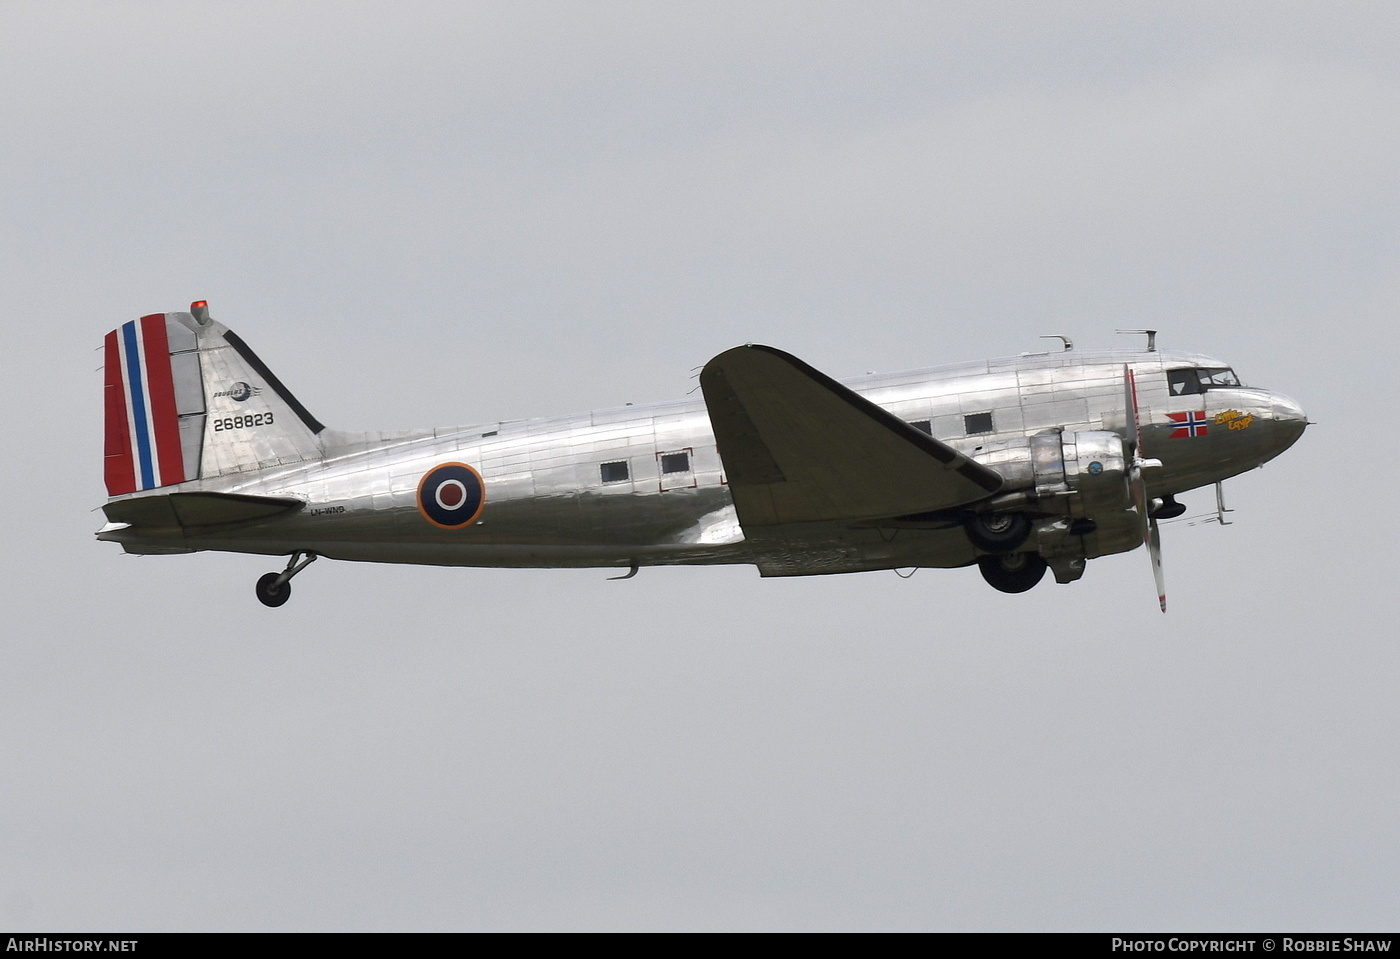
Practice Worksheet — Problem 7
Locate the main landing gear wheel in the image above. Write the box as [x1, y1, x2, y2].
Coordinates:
[964, 511, 1032, 553]
[255, 551, 318, 608]
[1149, 494, 1187, 520]
[978, 552, 1048, 593]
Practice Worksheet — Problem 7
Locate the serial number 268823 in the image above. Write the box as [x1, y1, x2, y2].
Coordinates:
[213, 411, 274, 431]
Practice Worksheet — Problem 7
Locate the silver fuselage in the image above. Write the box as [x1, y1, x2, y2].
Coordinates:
[101, 347, 1306, 575]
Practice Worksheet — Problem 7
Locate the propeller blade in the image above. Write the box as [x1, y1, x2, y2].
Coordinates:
[1123, 364, 1143, 452]
[1148, 515, 1166, 613]
[1130, 465, 1149, 535]
[1124, 364, 1167, 613]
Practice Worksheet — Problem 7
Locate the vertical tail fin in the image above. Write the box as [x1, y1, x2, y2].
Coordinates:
[104, 303, 325, 496]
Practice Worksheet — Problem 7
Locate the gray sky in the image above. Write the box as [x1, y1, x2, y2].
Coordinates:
[2, 1, 1397, 931]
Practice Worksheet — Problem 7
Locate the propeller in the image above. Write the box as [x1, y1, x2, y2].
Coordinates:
[1124, 365, 1167, 612]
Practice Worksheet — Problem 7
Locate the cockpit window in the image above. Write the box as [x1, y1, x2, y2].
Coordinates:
[1198, 367, 1240, 388]
[1168, 367, 1240, 395]
[1167, 368, 1199, 396]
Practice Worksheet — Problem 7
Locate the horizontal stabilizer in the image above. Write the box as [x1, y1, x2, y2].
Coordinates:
[700, 345, 1002, 527]
[103, 491, 304, 529]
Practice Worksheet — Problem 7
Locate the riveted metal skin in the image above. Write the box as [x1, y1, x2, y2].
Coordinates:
[98, 316, 1307, 586]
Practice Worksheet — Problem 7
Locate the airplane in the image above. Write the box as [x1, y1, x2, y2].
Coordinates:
[97, 302, 1307, 611]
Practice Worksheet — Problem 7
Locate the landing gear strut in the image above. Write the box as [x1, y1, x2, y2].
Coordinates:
[978, 552, 1047, 593]
[255, 551, 318, 608]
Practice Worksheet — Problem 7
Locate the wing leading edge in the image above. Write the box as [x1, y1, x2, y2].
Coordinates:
[700, 345, 1002, 530]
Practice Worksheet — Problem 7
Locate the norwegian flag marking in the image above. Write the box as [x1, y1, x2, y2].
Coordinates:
[1168, 410, 1209, 438]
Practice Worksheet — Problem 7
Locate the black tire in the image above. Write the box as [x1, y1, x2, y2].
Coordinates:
[977, 553, 1048, 594]
[256, 571, 291, 608]
[1150, 495, 1186, 520]
[964, 511, 1032, 553]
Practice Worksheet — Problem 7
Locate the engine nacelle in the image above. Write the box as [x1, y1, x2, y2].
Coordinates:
[970, 430, 1129, 517]
[1059, 431, 1130, 517]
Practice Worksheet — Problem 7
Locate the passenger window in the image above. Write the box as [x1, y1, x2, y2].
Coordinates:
[660, 451, 691, 474]
[600, 460, 630, 484]
[964, 412, 993, 435]
[909, 420, 932, 435]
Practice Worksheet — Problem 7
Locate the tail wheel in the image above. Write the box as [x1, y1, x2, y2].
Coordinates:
[255, 571, 291, 607]
[253, 551, 318, 608]
[978, 553, 1048, 593]
[964, 511, 1032, 553]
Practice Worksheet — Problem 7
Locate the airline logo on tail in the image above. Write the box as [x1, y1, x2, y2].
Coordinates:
[104, 314, 202, 496]
[212, 381, 261, 401]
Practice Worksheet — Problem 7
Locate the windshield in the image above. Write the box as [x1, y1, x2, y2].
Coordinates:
[1168, 366, 1240, 395]
[1198, 367, 1240, 388]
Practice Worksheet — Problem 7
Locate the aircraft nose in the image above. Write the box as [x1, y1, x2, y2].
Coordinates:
[1269, 391, 1308, 450]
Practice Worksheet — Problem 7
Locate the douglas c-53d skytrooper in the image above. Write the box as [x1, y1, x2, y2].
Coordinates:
[97, 302, 1307, 610]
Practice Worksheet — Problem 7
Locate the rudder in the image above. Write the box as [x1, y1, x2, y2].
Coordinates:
[104, 313, 204, 495]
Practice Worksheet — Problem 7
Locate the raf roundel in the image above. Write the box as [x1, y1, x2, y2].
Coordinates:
[417, 462, 486, 529]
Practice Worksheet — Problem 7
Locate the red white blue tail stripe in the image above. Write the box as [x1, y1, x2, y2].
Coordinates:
[104, 314, 186, 495]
